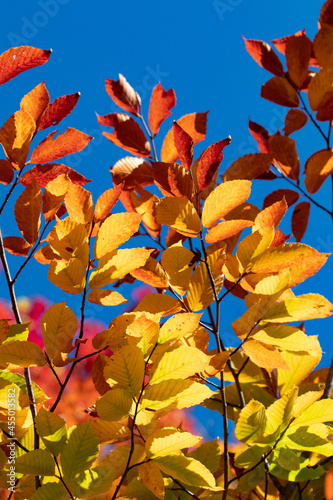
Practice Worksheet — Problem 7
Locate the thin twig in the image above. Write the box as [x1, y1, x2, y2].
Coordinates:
[1, 429, 30, 452]
[137, 103, 158, 162]
[54, 456, 74, 499]
[172, 479, 201, 500]
[322, 356, 333, 399]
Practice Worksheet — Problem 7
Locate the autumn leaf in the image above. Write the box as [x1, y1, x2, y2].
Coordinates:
[313, 24, 333, 68]
[94, 185, 123, 222]
[0, 159, 14, 184]
[0, 46, 51, 85]
[155, 196, 201, 237]
[304, 149, 333, 194]
[269, 132, 300, 181]
[222, 153, 273, 182]
[206, 219, 253, 243]
[152, 162, 194, 199]
[65, 183, 94, 224]
[291, 201, 311, 242]
[161, 112, 208, 163]
[285, 33, 312, 88]
[0, 109, 36, 168]
[130, 186, 161, 237]
[30, 128, 93, 164]
[20, 163, 91, 187]
[196, 138, 231, 191]
[87, 289, 128, 306]
[98, 113, 151, 157]
[3, 236, 30, 256]
[20, 81, 50, 127]
[320, 0, 333, 27]
[243, 37, 284, 75]
[283, 109, 307, 135]
[261, 76, 299, 107]
[263, 188, 299, 209]
[38, 92, 80, 131]
[111, 156, 153, 188]
[172, 121, 194, 170]
[248, 120, 270, 154]
[94, 212, 141, 259]
[148, 83, 176, 136]
[48, 258, 86, 294]
[14, 178, 42, 244]
[42, 174, 70, 221]
[105, 74, 139, 115]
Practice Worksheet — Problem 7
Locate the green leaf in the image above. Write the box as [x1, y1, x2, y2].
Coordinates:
[269, 456, 325, 482]
[35, 407, 67, 457]
[60, 421, 99, 485]
[96, 388, 133, 421]
[283, 423, 333, 456]
[275, 448, 300, 471]
[30, 482, 68, 500]
[265, 387, 298, 436]
[15, 449, 55, 476]
[74, 464, 115, 498]
[104, 344, 145, 397]
[235, 400, 267, 444]
[0, 371, 47, 405]
[145, 427, 202, 458]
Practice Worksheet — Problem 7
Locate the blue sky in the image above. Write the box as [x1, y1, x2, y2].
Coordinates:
[0, 1, 332, 437]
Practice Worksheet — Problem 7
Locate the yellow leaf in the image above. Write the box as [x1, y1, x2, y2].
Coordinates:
[206, 219, 253, 243]
[138, 462, 165, 500]
[155, 196, 201, 237]
[0, 340, 46, 367]
[235, 400, 267, 443]
[130, 315, 160, 357]
[43, 174, 70, 221]
[131, 256, 168, 288]
[265, 387, 298, 435]
[96, 388, 133, 421]
[135, 294, 181, 316]
[47, 217, 89, 265]
[277, 348, 322, 394]
[253, 199, 288, 232]
[48, 258, 86, 294]
[292, 391, 323, 419]
[94, 212, 142, 259]
[87, 289, 128, 306]
[243, 340, 290, 371]
[236, 227, 274, 272]
[202, 179, 252, 228]
[92, 419, 130, 445]
[0, 109, 35, 168]
[161, 243, 193, 296]
[253, 325, 319, 354]
[104, 345, 145, 397]
[291, 399, 333, 427]
[130, 186, 161, 238]
[146, 427, 202, 458]
[89, 248, 150, 289]
[261, 293, 333, 323]
[158, 312, 201, 344]
[65, 183, 94, 224]
[14, 178, 42, 244]
[35, 407, 67, 457]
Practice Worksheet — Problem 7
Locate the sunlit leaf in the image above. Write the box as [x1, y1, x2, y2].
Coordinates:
[87, 289, 128, 306]
[243, 37, 284, 75]
[94, 185, 123, 222]
[138, 461, 165, 500]
[30, 127, 92, 164]
[96, 388, 133, 421]
[285, 33, 312, 88]
[222, 153, 273, 182]
[104, 344, 145, 397]
[38, 92, 80, 131]
[21, 162, 91, 187]
[155, 196, 201, 237]
[94, 212, 141, 259]
[149, 83, 176, 136]
[35, 407, 67, 457]
[304, 149, 333, 194]
[161, 243, 193, 296]
[283, 109, 307, 135]
[131, 257, 168, 288]
[0, 340, 46, 367]
[146, 427, 202, 458]
[0, 46, 51, 85]
[130, 186, 161, 237]
[235, 400, 267, 443]
[243, 340, 290, 370]
[263, 188, 299, 209]
[278, 349, 322, 394]
[3, 236, 30, 256]
[92, 418, 130, 445]
[248, 119, 270, 153]
[269, 132, 300, 180]
[111, 156, 153, 188]
[20, 81, 50, 127]
[65, 183, 94, 224]
[15, 449, 55, 476]
[158, 312, 201, 344]
[105, 74, 139, 115]
[0, 109, 35, 168]
[261, 76, 299, 107]
[42, 173, 70, 221]
[48, 258, 86, 294]
[253, 325, 319, 354]
[152, 161, 194, 199]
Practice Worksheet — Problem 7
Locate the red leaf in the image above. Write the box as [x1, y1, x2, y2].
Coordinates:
[0, 159, 14, 185]
[20, 163, 91, 187]
[172, 121, 194, 170]
[111, 156, 153, 188]
[263, 189, 299, 209]
[20, 81, 50, 127]
[38, 93, 80, 131]
[248, 120, 270, 154]
[271, 30, 306, 54]
[148, 83, 176, 136]
[3, 236, 30, 257]
[292, 201, 311, 242]
[261, 76, 299, 107]
[105, 74, 139, 115]
[270, 229, 291, 248]
[30, 128, 93, 164]
[98, 113, 151, 157]
[243, 37, 284, 76]
[0, 46, 51, 85]
[196, 138, 231, 191]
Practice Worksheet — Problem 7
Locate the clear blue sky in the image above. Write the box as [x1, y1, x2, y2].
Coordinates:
[0, 1, 332, 438]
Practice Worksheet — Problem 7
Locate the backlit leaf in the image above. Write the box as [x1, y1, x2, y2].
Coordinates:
[92, 418, 130, 445]
[197, 138, 231, 191]
[130, 186, 161, 237]
[74, 464, 115, 499]
[304, 149, 333, 194]
[105, 74, 139, 115]
[38, 92, 80, 131]
[104, 345, 145, 397]
[158, 312, 201, 344]
[94, 212, 141, 259]
[15, 449, 54, 476]
[146, 427, 201, 458]
[42, 173, 70, 221]
[96, 388, 133, 421]
[14, 178, 42, 244]
[308, 66, 333, 111]
[0, 109, 35, 168]
[138, 462, 165, 500]
[222, 153, 273, 182]
[235, 400, 267, 443]
[48, 258, 86, 294]
[243, 340, 290, 370]
[291, 399, 333, 427]
[244, 37, 284, 75]
[135, 293, 182, 316]
[20, 81, 50, 126]
[87, 289, 128, 306]
[152, 161, 194, 199]
[155, 196, 201, 237]
[248, 119, 270, 153]
[47, 217, 89, 264]
[65, 183, 94, 224]
[30, 482, 67, 500]
[0, 159, 14, 184]
[0, 340, 46, 367]
[278, 349, 322, 394]
[94, 185, 123, 222]
[131, 257, 168, 288]
[292, 201, 310, 242]
[236, 227, 274, 272]
[111, 156, 153, 188]
[172, 121, 193, 169]
[283, 109, 307, 135]
[149, 83, 176, 136]
[0, 46, 51, 85]
[99, 113, 151, 157]
[30, 127, 92, 164]
[35, 407, 67, 457]
[3, 236, 30, 256]
[155, 454, 217, 489]
[285, 33, 312, 88]
[269, 132, 300, 180]
[263, 188, 299, 209]
[253, 325, 319, 354]
[313, 23, 333, 68]
[261, 293, 333, 323]
[161, 112, 208, 163]
[265, 387, 298, 435]
[161, 244, 193, 296]
[253, 199, 288, 232]
[202, 179, 251, 228]
[20, 162, 91, 187]
[261, 76, 299, 107]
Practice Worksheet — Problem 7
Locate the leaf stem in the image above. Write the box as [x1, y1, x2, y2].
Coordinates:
[54, 456, 74, 499]
[137, 104, 158, 162]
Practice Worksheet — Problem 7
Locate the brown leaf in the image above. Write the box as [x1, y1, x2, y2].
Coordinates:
[172, 121, 194, 170]
[292, 201, 310, 243]
[269, 132, 300, 181]
[308, 66, 333, 114]
[313, 24, 333, 68]
[98, 113, 151, 157]
[94, 185, 123, 222]
[38, 93, 80, 131]
[111, 156, 153, 188]
[263, 189, 299, 209]
[3, 236, 30, 256]
[196, 138, 231, 191]
[14, 178, 42, 244]
[0, 159, 14, 184]
[243, 37, 284, 75]
[248, 120, 270, 153]
[30, 128, 93, 164]
[285, 33, 312, 88]
[105, 74, 139, 115]
[20, 81, 50, 127]
[152, 162, 194, 199]
[161, 112, 208, 163]
[34, 245, 60, 265]
[261, 76, 299, 107]
[304, 149, 333, 194]
[130, 256, 168, 288]
[20, 163, 91, 187]
[0, 46, 51, 85]
[319, 0, 333, 27]
[148, 83, 176, 136]
[325, 469, 333, 500]
[92, 355, 112, 396]
[0, 109, 36, 169]
[272, 30, 306, 54]
[283, 109, 307, 135]
[222, 153, 273, 181]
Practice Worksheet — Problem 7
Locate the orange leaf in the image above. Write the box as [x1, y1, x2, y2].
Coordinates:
[14, 178, 42, 244]
[196, 138, 231, 191]
[172, 121, 194, 170]
[155, 196, 201, 237]
[94, 185, 123, 222]
[285, 33, 312, 88]
[111, 156, 153, 188]
[152, 162, 194, 199]
[261, 76, 299, 107]
[30, 128, 92, 164]
[98, 113, 151, 157]
[3, 236, 30, 257]
[304, 149, 333, 194]
[243, 340, 290, 371]
[243, 37, 284, 75]
[269, 132, 300, 181]
[161, 112, 208, 163]
[64, 184, 94, 224]
[135, 293, 181, 316]
[87, 289, 128, 306]
[291, 201, 310, 243]
[94, 212, 142, 259]
[130, 187, 161, 238]
[270, 229, 290, 248]
[20, 163, 91, 187]
[320, 0, 333, 27]
[253, 199, 288, 232]
[0, 159, 14, 184]
[130, 257, 168, 288]
[148, 83, 176, 136]
[0, 46, 51, 85]
[222, 153, 273, 182]
[313, 24, 333, 68]
[38, 92, 80, 131]
[20, 81, 50, 127]
[271, 30, 306, 54]
[48, 258, 86, 294]
[248, 120, 270, 154]
[0, 109, 36, 169]
[263, 189, 299, 209]
[205, 219, 253, 243]
[283, 109, 307, 135]
[308, 66, 333, 113]
[325, 469, 333, 500]
[43, 174, 70, 221]
[202, 180, 252, 228]
[105, 74, 139, 115]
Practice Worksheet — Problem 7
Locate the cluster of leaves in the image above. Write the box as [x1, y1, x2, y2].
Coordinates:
[0, 2, 333, 498]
